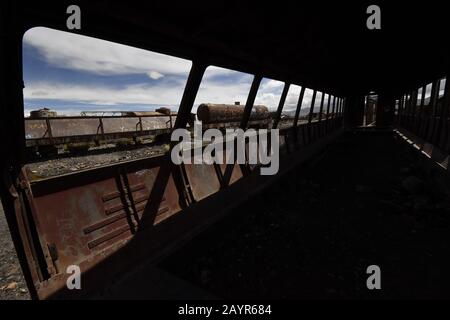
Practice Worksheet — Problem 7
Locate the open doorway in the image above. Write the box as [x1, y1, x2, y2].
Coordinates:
[364, 93, 377, 126]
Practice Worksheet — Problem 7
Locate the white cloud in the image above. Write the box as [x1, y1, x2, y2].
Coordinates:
[202, 66, 238, 79]
[147, 71, 164, 80]
[261, 79, 284, 90]
[24, 81, 187, 106]
[23, 27, 192, 77]
[283, 85, 302, 111]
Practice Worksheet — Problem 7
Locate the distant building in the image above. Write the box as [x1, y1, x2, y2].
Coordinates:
[155, 107, 171, 115]
[30, 108, 57, 118]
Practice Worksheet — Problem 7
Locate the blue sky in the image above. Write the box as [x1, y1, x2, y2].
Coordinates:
[23, 27, 326, 117]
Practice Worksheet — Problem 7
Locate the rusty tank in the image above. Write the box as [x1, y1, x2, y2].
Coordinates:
[197, 103, 270, 124]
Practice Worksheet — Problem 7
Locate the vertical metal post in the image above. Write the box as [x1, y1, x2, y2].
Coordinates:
[171, 62, 206, 210]
[45, 118, 53, 141]
[293, 86, 306, 128]
[222, 75, 262, 185]
[325, 93, 331, 134]
[173, 62, 207, 130]
[307, 90, 317, 143]
[403, 94, 410, 127]
[331, 95, 336, 129]
[317, 92, 325, 137]
[438, 77, 450, 150]
[413, 87, 424, 133]
[337, 98, 341, 116]
[397, 95, 404, 126]
[99, 117, 105, 135]
[293, 86, 306, 148]
[408, 91, 417, 130]
[421, 85, 426, 106]
[272, 82, 290, 129]
[338, 98, 342, 117]
[417, 87, 426, 136]
[431, 80, 443, 144]
[308, 90, 317, 124]
[410, 90, 418, 131]
[138, 116, 143, 132]
[400, 94, 406, 126]
[337, 97, 342, 127]
[426, 80, 440, 140]
[406, 91, 414, 130]
[317, 92, 325, 122]
[240, 75, 263, 129]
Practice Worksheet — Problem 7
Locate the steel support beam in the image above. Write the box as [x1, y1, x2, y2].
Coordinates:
[173, 62, 207, 130]
[240, 75, 263, 129]
[293, 86, 306, 128]
[222, 75, 262, 185]
[272, 82, 290, 129]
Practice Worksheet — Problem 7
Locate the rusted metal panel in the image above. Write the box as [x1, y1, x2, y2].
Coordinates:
[183, 163, 221, 201]
[102, 117, 143, 134]
[141, 116, 172, 130]
[21, 154, 182, 298]
[32, 176, 131, 272]
[182, 148, 221, 201]
[24, 119, 48, 139]
[49, 118, 101, 137]
[123, 167, 181, 225]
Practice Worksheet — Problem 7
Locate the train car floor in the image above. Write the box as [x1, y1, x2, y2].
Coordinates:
[158, 130, 450, 299]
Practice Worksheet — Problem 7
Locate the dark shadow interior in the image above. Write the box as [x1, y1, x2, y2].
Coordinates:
[161, 130, 450, 299]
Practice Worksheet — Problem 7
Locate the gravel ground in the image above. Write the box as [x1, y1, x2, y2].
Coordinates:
[0, 203, 31, 300]
[26, 144, 168, 180]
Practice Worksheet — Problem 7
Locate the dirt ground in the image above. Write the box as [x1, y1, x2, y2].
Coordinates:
[0, 204, 30, 300]
[161, 131, 450, 299]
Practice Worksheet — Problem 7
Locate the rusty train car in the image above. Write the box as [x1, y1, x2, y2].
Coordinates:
[25, 104, 274, 157]
[1, 2, 449, 300]
[25, 109, 177, 156]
